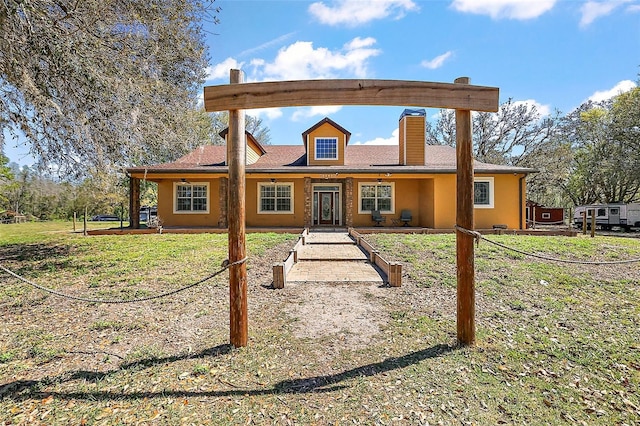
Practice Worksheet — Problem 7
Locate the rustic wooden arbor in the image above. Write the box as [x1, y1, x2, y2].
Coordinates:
[204, 70, 499, 348]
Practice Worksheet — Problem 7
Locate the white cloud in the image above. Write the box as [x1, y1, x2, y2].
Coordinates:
[353, 128, 399, 145]
[587, 80, 637, 102]
[451, 0, 556, 19]
[206, 58, 244, 81]
[261, 38, 381, 80]
[512, 99, 552, 117]
[252, 108, 284, 120]
[579, 0, 633, 27]
[309, 0, 418, 26]
[291, 106, 343, 121]
[421, 51, 453, 69]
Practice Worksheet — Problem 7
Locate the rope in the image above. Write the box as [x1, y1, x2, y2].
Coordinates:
[454, 226, 640, 265]
[0, 257, 248, 304]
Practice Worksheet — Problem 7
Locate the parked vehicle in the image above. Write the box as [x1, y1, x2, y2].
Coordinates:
[91, 214, 120, 221]
[573, 203, 640, 231]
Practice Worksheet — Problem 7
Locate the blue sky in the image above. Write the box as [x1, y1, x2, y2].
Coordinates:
[203, 0, 639, 146]
[5, 0, 639, 165]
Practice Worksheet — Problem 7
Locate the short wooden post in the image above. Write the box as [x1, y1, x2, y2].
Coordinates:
[273, 263, 285, 289]
[83, 206, 88, 236]
[73, 212, 77, 232]
[455, 76, 475, 346]
[532, 206, 536, 229]
[582, 210, 587, 235]
[590, 209, 596, 238]
[228, 69, 248, 348]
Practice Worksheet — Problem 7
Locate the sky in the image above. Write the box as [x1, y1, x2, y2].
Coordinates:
[4, 0, 640, 165]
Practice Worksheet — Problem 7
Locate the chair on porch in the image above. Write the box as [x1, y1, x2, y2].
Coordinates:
[372, 210, 386, 226]
[400, 209, 412, 226]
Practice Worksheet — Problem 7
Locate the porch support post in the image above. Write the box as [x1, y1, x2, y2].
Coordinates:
[345, 178, 353, 227]
[219, 177, 228, 228]
[228, 69, 248, 348]
[129, 176, 140, 229]
[455, 76, 475, 346]
[304, 177, 312, 228]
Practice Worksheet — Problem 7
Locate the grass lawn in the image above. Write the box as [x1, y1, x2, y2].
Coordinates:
[0, 222, 639, 425]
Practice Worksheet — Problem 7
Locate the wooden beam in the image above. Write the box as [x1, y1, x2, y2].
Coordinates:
[228, 69, 248, 348]
[455, 77, 476, 346]
[205, 79, 499, 113]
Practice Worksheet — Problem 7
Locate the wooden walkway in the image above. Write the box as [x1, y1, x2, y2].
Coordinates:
[285, 230, 384, 283]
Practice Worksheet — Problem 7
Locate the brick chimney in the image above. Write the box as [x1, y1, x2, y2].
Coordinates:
[398, 109, 426, 166]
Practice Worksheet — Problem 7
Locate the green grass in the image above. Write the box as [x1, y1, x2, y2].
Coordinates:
[1, 223, 639, 424]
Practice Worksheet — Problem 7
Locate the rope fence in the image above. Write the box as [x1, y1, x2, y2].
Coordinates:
[0, 257, 248, 304]
[455, 226, 640, 265]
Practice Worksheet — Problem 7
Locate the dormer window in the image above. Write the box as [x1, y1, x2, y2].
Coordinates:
[314, 137, 338, 160]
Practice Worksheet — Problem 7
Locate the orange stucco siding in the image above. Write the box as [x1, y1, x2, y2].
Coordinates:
[474, 174, 524, 229]
[156, 179, 220, 227]
[245, 178, 306, 227]
[306, 122, 346, 166]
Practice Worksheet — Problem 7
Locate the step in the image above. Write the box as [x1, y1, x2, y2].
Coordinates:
[297, 244, 368, 261]
[305, 232, 355, 245]
[286, 260, 384, 283]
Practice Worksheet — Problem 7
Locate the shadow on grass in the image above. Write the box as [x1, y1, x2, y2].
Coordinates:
[0, 243, 71, 263]
[0, 343, 455, 401]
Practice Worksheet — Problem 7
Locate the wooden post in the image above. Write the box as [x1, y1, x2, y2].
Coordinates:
[455, 77, 475, 346]
[73, 212, 76, 232]
[129, 177, 140, 229]
[228, 69, 248, 348]
[590, 209, 596, 238]
[582, 210, 587, 235]
[532, 206, 536, 229]
[83, 206, 88, 236]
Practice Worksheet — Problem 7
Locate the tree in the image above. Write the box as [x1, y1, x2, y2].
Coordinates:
[0, 0, 219, 176]
[209, 112, 272, 145]
[426, 99, 564, 206]
[561, 92, 640, 205]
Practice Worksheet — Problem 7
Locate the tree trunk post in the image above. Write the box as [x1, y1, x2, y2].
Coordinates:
[455, 76, 475, 346]
[582, 210, 587, 235]
[73, 212, 77, 232]
[228, 69, 248, 348]
[590, 209, 596, 238]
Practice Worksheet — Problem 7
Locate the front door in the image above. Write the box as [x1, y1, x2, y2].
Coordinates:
[319, 192, 334, 225]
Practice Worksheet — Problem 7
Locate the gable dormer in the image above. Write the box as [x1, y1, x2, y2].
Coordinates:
[219, 128, 266, 165]
[301, 117, 351, 166]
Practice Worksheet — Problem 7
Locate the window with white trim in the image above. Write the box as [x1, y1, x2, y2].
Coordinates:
[474, 178, 494, 208]
[174, 182, 209, 213]
[315, 137, 338, 160]
[258, 182, 294, 214]
[359, 182, 394, 214]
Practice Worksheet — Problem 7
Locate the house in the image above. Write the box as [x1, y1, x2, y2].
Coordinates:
[526, 201, 566, 226]
[126, 109, 534, 230]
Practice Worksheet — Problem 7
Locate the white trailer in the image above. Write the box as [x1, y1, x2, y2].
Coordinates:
[574, 203, 640, 231]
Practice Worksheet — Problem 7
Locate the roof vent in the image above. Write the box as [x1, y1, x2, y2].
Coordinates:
[399, 108, 426, 120]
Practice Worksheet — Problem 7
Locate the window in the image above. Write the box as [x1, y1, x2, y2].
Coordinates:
[259, 182, 294, 214]
[315, 137, 338, 160]
[174, 183, 209, 213]
[542, 212, 551, 219]
[359, 182, 394, 214]
[474, 178, 494, 208]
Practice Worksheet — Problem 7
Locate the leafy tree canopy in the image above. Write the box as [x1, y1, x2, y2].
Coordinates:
[0, 0, 219, 177]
